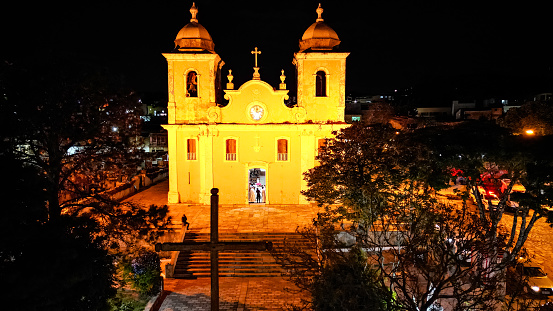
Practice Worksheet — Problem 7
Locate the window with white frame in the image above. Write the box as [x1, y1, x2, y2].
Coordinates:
[277, 139, 288, 161]
[317, 138, 326, 157]
[187, 139, 197, 160]
[225, 139, 237, 161]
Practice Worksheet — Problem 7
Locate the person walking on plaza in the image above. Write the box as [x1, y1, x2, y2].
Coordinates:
[256, 187, 261, 203]
[181, 214, 190, 230]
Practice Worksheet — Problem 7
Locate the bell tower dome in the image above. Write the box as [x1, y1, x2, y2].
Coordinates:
[298, 3, 341, 52]
[293, 3, 349, 123]
[174, 2, 215, 53]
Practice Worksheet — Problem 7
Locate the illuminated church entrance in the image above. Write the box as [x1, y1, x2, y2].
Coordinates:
[248, 168, 266, 204]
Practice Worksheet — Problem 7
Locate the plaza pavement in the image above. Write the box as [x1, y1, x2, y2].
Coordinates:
[125, 179, 318, 310]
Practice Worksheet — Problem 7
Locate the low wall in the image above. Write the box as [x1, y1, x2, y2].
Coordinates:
[107, 169, 168, 201]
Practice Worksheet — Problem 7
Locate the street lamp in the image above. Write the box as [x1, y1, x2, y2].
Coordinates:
[524, 129, 534, 135]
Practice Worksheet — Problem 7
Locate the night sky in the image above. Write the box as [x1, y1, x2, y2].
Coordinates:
[3, 1, 551, 101]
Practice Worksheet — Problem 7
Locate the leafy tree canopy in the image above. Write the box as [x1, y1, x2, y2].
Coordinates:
[301, 120, 553, 310]
[0, 55, 170, 309]
[498, 101, 553, 136]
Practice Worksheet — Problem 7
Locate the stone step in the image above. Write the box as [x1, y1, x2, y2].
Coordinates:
[173, 231, 311, 278]
[176, 266, 283, 272]
[177, 260, 278, 265]
[182, 235, 308, 241]
[176, 256, 276, 261]
[174, 272, 283, 278]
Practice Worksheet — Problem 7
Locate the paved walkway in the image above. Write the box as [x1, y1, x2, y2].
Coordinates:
[125, 180, 317, 310]
[160, 278, 307, 311]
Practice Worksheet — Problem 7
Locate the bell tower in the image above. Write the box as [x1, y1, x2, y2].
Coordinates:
[163, 2, 225, 124]
[293, 3, 349, 123]
[163, 3, 224, 203]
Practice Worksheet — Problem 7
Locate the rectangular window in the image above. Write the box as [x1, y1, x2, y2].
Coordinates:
[226, 139, 237, 161]
[187, 139, 196, 160]
[317, 139, 326, 157]
[277, 139, 288, 161]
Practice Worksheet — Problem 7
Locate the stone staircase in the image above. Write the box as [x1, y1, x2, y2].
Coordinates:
[173, 231, 309, 278]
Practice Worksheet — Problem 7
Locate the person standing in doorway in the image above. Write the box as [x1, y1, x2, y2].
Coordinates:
[261, 185, 266, 203]
[249, 184, 256, 202]
[256, 187, 261, 203]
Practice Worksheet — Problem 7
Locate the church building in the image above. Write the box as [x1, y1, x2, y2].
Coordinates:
[162, 3, 349, 205]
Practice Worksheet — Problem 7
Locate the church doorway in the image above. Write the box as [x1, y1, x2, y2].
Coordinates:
[248, 168, 266, 204]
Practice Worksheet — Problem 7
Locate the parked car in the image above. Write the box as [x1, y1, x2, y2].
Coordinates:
[469, 186, 500, 211]
[501, 179, 526, 213]
[539, 302, 553, 311]
[513, 261, 553, 296]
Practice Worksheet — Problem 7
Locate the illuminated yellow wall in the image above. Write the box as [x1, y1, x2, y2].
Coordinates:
[164, 123, 345, 204]
[293, 52, 349, 123]
[162, 49, 348, 205]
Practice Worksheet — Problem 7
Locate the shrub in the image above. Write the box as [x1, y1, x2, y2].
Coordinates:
[312, 246, 393, 311]
[122, 250, 161, 297]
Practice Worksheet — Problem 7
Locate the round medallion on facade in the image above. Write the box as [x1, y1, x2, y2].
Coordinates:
[250, 105, 264, 121]
[246, 102, 267, 122]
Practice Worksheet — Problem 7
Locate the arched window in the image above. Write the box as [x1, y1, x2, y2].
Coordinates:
[277, 139, 288, 161]
[315, 70, 326, 97]
[187, 139, 197, 160]
[225, 139, 237, 161]
[186, 71, 198, 97]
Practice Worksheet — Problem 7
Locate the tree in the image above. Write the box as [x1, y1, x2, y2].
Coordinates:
[363, 100, 396, 125]
[1, 216, 117, 311]
[270, 215, 396, 311]
[0, 56, 170, 308]
[0, 152, 118, 310]
[498, 101, 553, 136]
[312, 246, 394, 311]
[302, 122, 553, 310]
[1, 56, 170, 242]
[303, 123, 443, 224]
[121, 250, 162, 297]
[418, 122, 553, 260]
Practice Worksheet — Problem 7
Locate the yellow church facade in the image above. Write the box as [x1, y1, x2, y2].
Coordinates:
[163, 3, 349, 205]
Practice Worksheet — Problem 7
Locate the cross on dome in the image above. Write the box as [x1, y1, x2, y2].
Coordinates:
[190, 2, 198, 22]
[316, 3, 324, 22]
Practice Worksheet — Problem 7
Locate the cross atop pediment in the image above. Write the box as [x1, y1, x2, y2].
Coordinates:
[251, 47, 261, 80]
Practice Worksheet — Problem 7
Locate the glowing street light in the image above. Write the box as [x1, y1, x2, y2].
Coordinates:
[524, 129, 535, 135]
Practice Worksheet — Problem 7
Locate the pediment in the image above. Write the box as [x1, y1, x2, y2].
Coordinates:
[215, 80, 296, 124]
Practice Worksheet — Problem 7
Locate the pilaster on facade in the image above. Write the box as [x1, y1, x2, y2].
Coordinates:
[164, 125, 180, 203]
